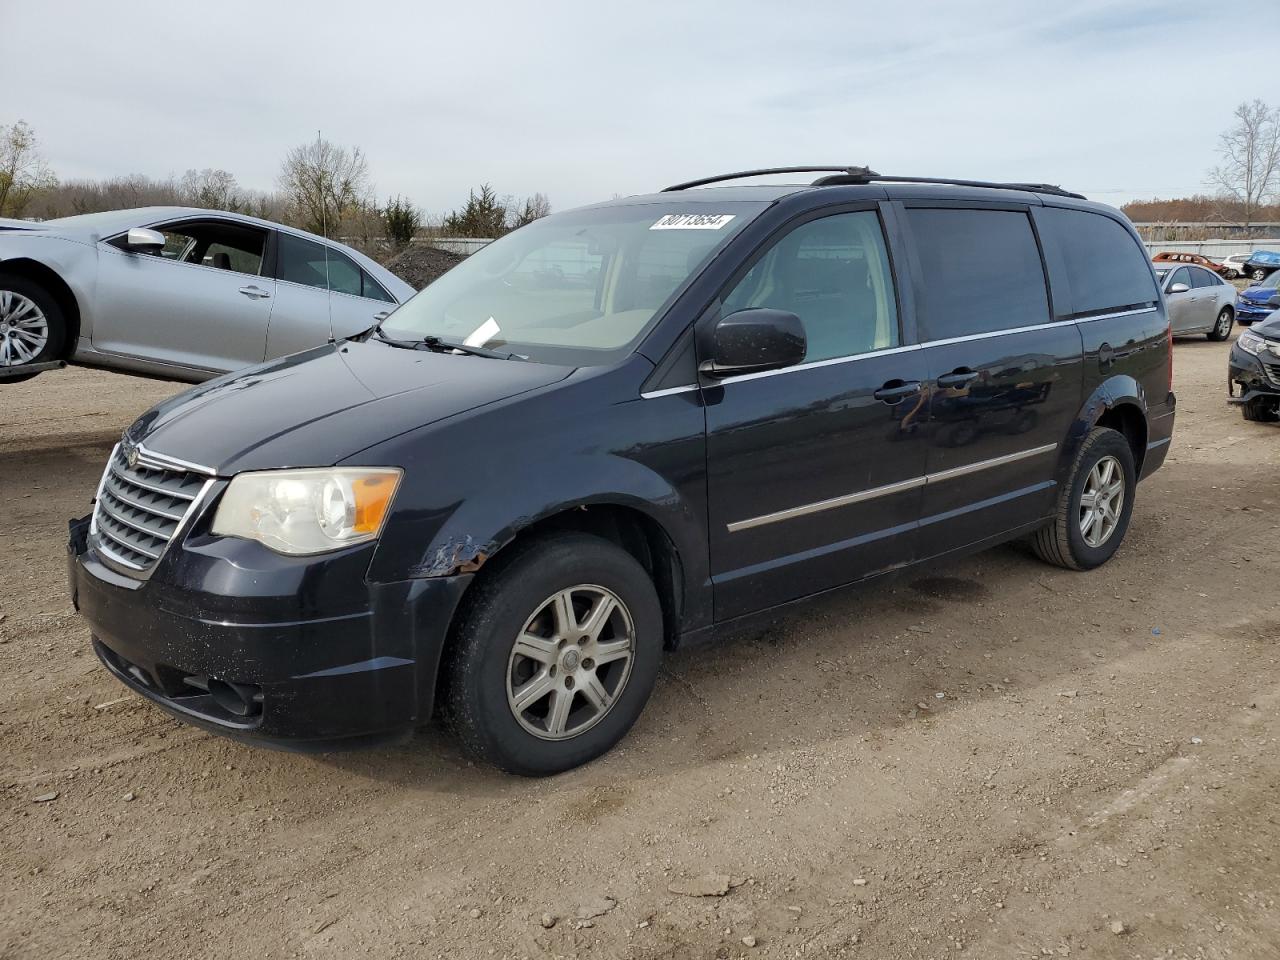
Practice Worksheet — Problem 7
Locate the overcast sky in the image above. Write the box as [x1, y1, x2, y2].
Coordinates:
[4, 0, 1277, 216]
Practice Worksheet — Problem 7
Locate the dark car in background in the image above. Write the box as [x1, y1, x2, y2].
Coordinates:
[1229, 316, 1280, 421]
[1244, 250, 1280, 282]
[67, 167, 1175, 775]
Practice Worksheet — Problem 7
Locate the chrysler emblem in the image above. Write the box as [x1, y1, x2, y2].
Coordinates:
[125, 443, 139, 469]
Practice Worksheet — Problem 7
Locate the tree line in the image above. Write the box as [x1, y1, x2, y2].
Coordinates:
[0, 122, 551, 256]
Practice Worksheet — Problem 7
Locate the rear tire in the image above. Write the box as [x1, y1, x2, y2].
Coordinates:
[1031, 427, 1136, 571]
[443, 533, 663, 776]
[1207, 307, 1234, 342]
[0, 274, 65, 371]
[1251, 268, 1269, 282]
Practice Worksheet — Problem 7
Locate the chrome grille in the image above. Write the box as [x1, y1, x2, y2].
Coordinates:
[90, 443, 211, 575]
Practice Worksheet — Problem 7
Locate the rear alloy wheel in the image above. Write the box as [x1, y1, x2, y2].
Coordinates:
[1207, 307, 1234, 342]
[0, 275, 65, 371]
[1252, 268, 1269, 281]
[444, 533, 663, 775]
[1031, 426, 1136, 570]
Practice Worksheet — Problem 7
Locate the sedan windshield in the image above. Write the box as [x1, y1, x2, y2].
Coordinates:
[381, 201, 767, 365]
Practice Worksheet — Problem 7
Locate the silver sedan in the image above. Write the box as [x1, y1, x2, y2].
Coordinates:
[0, 207, 414, 381]
[1154, 262, 1238, 341]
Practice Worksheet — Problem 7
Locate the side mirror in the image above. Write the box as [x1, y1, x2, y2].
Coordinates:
[1167, 282, 1190, 295]
[124, 227, 166, 253]
[699, 308, 806, 379]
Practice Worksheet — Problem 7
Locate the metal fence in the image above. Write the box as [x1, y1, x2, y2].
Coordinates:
[1140, 237, 1280, 258]
[415, 237, 493, 256]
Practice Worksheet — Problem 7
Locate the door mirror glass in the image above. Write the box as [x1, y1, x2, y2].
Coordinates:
[700, 308, 806, 379]
[1167, 282, 1190, 295]
[124, 227, 166, 252]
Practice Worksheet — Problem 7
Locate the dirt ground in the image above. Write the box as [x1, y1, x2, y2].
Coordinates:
[3, 331, 1280, 960]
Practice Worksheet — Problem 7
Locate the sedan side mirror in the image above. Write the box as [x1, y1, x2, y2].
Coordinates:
[699, 308, 806, 379]
[1167, 282, 1190, 295]
[124, 227, 166, 253]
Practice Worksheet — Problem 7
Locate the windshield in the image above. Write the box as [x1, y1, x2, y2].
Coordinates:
[1153, 267, 1171, 281]
[381, 201, 767, 365]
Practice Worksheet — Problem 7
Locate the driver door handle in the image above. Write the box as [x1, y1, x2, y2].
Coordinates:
[936, 368, 980, 388]
[873, 379, 922, 404]
[238, 285, 271, 300]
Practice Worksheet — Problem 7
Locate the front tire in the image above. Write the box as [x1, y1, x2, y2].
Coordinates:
[1242, 397, 1280, 422]
[0, 274, 65, 370]
[1032, 427, 1136, 570]
[443, 533, 663, 775]
[1207, 307, 1234, 341]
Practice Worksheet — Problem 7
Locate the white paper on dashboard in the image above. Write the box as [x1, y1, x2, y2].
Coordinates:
[464, 316, 501, 347]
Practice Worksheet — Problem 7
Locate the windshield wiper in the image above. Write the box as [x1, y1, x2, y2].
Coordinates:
[417, 335, 525, 361]
[367, 327, 524, 360]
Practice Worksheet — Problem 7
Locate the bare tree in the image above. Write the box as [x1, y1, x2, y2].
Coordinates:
[511, 192, 552, 229]
[278, 138, 372, 236]
[180, 168, 241, 211]
[0, 120, 57, 218]
[1208, 100, 1280, 234]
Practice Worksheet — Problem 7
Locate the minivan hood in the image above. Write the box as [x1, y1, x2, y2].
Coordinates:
[127, 339, 574, 474]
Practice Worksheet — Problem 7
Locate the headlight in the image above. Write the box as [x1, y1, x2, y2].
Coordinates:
[1238, 331, 1266, 356]
[211, 468, 402, 555]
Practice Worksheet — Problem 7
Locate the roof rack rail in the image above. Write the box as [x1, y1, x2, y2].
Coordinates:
[810, 171, 1086, 200]
[662, 167, 1086, 200]
[661, 166, 878, 192]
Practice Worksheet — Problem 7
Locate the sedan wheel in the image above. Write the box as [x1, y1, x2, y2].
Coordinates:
[0, 290, 49, 367]
[1079, 455, 1125, 548]
[1208, 307, 1233, 342]
[506, 584, 635, 740]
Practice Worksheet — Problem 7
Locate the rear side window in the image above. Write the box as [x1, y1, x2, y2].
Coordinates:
[1038, 207, 1158, 316]
[1190, 267, 1217, 288]
[277, 233, 391, 300]
[905, 208, 1049, 340]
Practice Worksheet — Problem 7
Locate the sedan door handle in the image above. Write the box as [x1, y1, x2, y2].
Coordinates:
[936, 368, 980, 388]
[873, 379, 922, 404]
[238, 285, 271, 300]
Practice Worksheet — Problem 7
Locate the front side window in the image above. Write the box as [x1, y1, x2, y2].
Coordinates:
[381, 201, 767, 365]
[1038, 207, 1158, 316]
[906, 208, 1050, 340]
[722, 211, 899, 361]
[1167, 267, 1191, 290]
[124, 220, 265, 275]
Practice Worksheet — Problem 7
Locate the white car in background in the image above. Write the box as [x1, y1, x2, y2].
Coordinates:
[1219, 254, 1250, 280]
[0, 207, 413, 381]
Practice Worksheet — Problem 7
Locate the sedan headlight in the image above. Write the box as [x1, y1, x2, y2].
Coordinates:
[212, 468, 402, 555]
[1238, 330, 1266, 356]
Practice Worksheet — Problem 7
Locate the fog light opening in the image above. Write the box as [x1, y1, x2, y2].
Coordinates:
[207, 678, 263, 718]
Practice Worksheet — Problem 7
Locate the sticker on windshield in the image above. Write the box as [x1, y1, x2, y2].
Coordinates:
[650, 213, 736, 231]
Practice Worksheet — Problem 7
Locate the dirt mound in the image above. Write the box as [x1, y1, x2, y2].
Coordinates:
[383, 242, 466, 290]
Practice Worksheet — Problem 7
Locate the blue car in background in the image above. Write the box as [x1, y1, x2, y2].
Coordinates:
[1237, 279, 1280, 325]
[1244, 249, 1280, 282]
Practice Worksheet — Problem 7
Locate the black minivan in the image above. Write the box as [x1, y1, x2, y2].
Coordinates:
[68, 168, 1175, 774]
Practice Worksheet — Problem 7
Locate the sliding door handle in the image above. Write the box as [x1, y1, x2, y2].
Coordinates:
[936, 368, 980, 388]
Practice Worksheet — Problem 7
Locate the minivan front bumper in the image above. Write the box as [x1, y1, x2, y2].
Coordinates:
[67, 516, 471, 750]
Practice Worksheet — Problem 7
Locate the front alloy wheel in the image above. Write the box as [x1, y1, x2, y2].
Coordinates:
[0, 290, 49, 366]
[506, 585, 635, 740]
[445, 533, 663, 775]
